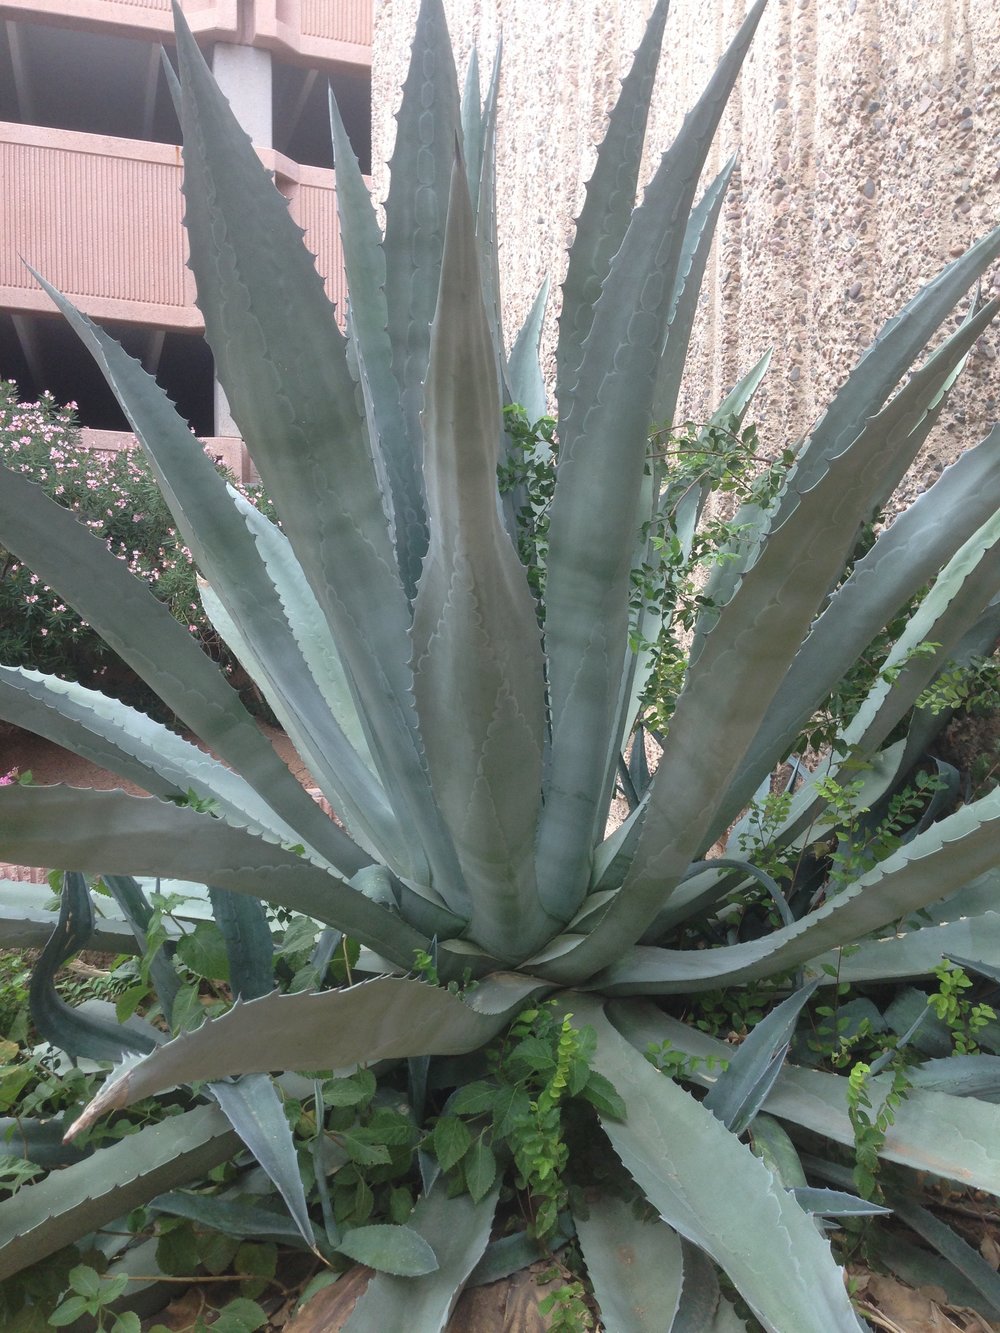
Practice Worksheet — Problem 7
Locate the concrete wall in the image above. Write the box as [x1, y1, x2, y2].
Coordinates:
[372, 0, 1000, 489]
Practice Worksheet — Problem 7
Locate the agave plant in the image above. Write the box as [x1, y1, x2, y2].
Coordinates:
[5, 0, 1000, 1326]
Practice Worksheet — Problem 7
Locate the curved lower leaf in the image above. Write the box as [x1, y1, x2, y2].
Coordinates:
[342, 1185, 499, 1332]
[612, 1004, 1000, 1196]
[67, 974, 543, 1138]
[0, 1103, 239, 1282]
[0, 784, 429, 967]
[588, 773, 1000, 995]
[574, 996, 865, 1333]
[30, 873, 156, 1062]
[575, 1194, 684, 1331]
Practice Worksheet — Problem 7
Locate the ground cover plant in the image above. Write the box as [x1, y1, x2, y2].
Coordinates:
[4, 0, 1000, 1327]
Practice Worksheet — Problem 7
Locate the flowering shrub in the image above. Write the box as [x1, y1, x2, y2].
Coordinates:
[0, 381, 272, 714]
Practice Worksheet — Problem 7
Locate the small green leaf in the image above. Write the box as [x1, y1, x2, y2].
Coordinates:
[388, 1186, 414, 1224]
[337, 1223, 439, 1276]
[115, 983, 150, 1025]
[169, 982, 205, 1034]
[506, 1036, 557, 1076]
[210, 1297, 269, 1333]
[102, 1273, 129, 1303]
[234, 1241, 277, 1279]
[113, 1314, 142, 1333]
[581, 1071, 627, 1120]
[338, 1132, 391, 1167]
[464, 1139, 498, 1203]
[176, 922, 231, 982]
[68, 1263, 102, 1299]
[323, 1074, 375, 1108]
[433, 1115, 473, 1171]
[156, 1218, 201, 1275]
[366, 1107, 416, 1147]
[492, 1084, 532, 1139]
[200, 1231, 240, 1276]
[49, 1296, 90, 1327]
[448, 1080, 499, 1115]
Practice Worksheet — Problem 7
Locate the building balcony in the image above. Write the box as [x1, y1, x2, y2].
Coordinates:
[0, 0, 371, 66]
[1, 120, 349, 330]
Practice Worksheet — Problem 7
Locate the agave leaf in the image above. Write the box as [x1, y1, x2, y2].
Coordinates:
[208, 886, 272, 1001]
[707, 1297, 752, 1333]
[0, 463, 367, 877]
[694, 238, 1000, 654]
[209, 1074, 315, 1249]
[474, 41, 505, 393]
[537, 0, 768, 920]
[836, 507, 1000, 758]
[500, 278, 551, 545]
[66, 974, 543, 1136]
[29, 873, 158, 1062]
[0, 785, 430, 966]
[812, 913, 1000, 986]
[0, 667, 318, 854]
[231, 495, 375, 770]
[671, 1240, 749, 1331]
[947, 954, 1000, 987]
[172, 5, 460, 900]
[412, 157, 552, 958]
[749, 1113, 808, 1189]
[0, 1118, 89, 1169]
[343, 1185, 499, 1331]
[906, 1054, 1000, 1101]
[591, 780, 1000, 994]
[611, 1004, 1000, 1195]
[330, 89, 426, 600]
[574, 1194, 684, 1330]
[102, 875, 180, 1023]
[556, 0, 669, 404]
[651, 155, 738, 429]
[703, 981, 820, 1135]
[777, 231, 1000, 521]
[773, 505, 1000, 852]
[460, 49, 483, 210]
[466, 1213, 575, 1286]
[886, 1192, 1000, 1317]
[898, 598, 1000, 774]
[867, 288, 991, 518]
[0, 880, 139, 954]
[790, 1188, 890, 1219]
[0, 1103, 239, 1282]
[195, 579, 403, 873]
[33, 272, 398, 872]
[538, 295, 1000, 983]
[715, 415, 1000, 842]
[507, 279, 550, 426]
[383, 0, 460, 480]
[151, 1188, 305, 1243]
[573, 997, 865, 1333]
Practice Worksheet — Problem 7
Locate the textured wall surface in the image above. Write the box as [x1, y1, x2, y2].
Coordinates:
[373, 0, 1000, 486]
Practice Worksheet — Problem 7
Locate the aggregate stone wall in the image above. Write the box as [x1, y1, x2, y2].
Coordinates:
[373, 0, 1000, 489]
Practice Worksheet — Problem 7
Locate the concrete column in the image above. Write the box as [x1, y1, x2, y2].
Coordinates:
[212, 43, 272, 148]
[210, 43, 273, 438]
